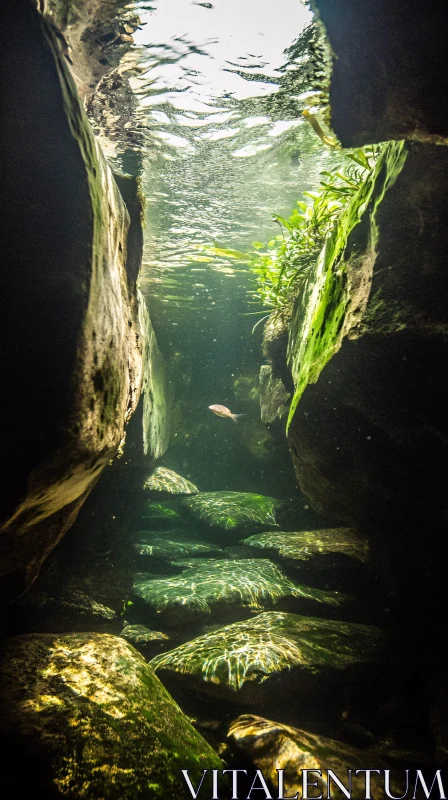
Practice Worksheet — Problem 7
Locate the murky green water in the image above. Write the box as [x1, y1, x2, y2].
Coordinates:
[111, 0, 340, 500]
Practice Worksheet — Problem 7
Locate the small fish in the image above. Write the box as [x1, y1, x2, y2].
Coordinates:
[208, 404, 245, 423]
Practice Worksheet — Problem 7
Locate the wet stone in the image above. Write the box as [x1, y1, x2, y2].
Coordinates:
[0, 633, 222, 798]
[182, 491, 279, 531]
[133, 531, 223, 561]
[141, 501, 186, 530]
[150, 611, 386, 707]
[120, 624, 169, 656]
[144, 467, 199, 495]
[242, 528, 369, 566]
[132, 560, 346, 628]
[227, 714, 405, 800]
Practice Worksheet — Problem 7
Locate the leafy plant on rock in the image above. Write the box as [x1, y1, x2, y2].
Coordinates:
[206, 147, 380, 321]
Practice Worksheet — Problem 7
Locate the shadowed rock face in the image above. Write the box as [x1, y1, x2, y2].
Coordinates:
[286, 142, 448, 607]
[0, 1, 157, 602]
[314, 0, 448, 146]
[0, 633, 222, 798]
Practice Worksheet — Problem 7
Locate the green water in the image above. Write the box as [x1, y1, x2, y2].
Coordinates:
[116, 0, 339, 501]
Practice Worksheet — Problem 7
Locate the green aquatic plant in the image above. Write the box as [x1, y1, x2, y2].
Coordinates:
[205, 147, 380, 315]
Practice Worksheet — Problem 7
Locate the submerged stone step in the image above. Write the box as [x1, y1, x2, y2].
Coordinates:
[182, 491, 280, 531]
[241, 528, 369, 568]
[150, 611, 386, 707]
[132, 531, 224, 561]
[143, 467, 199, 495]
[132, 559, 346, 627]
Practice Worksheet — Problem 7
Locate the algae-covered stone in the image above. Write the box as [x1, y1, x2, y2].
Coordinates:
[242, 528, 369, 566]
[150, 612, 385, 704]
[227, 714, 404, 800]
[0, 633, 222, 798]
[141, 502, 185, 529]
[133, 560, 345, 627]
[133, 532, 223, 561]
[120, 624, 169, 656]
[144, 467, 198, 495]
[182, 491, 279, 531]
[259, 364, 291, 424]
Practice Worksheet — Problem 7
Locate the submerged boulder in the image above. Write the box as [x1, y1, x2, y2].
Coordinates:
[143, 467, 198, 495]
[133, 531, 223, 561]
[133, 560, 345, 627]
[120, 624, 169, 657]
[150, 612, 386, 706]
[182, 491, 279, 531]
[227, 714, 404, 799]
[0, 633, 222, 798]
[242, 528, 369, 566]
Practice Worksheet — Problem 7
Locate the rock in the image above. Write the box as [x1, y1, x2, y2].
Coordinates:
[0, 2, 160, 602]
[12, 585, 118, 634]
[143, 467, 198, 495]
[314, 0, 448, 146]
[150, 612, 386, 706]
[133, 531, 223, 561]
[182, 491, 279, 531]
[120, 623, 169, 644]
[227, 714, 405, 799]
[0, 633, 222, 798]
[120, 624, 169, 657]
[133, 560, 346, 628]
[39, 0, 139, 105]
[259, 364, 291, 424]
[241, 528, 369, 566]
[285, 141, 448, 611]
[141, 502, 186, 529]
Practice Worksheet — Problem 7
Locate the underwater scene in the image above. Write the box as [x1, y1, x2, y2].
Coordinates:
[1, 0, 448, 797]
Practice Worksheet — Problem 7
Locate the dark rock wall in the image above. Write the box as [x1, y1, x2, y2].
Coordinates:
[0, 0, 157, 602]
[313, 0, 448, 146]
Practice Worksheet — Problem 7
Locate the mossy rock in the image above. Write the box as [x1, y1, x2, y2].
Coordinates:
[227, 714, 405, 799]
[242, 528, 369, 566]
[182, 491, 279, 531]
[144, 467, 198, 495]
[141, 502, 186, 529]
[287, 141, 408, 428]
[0, 633, 222, 798]
[150, 612, 386, 706]
[133, 531, 223, 561]
[120, 624, 169, 657]
[132, 560, 346, 627]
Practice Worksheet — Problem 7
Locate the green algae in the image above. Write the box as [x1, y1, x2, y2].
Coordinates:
[182, 491, 279, 530]
[286, 141, 408, 429]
